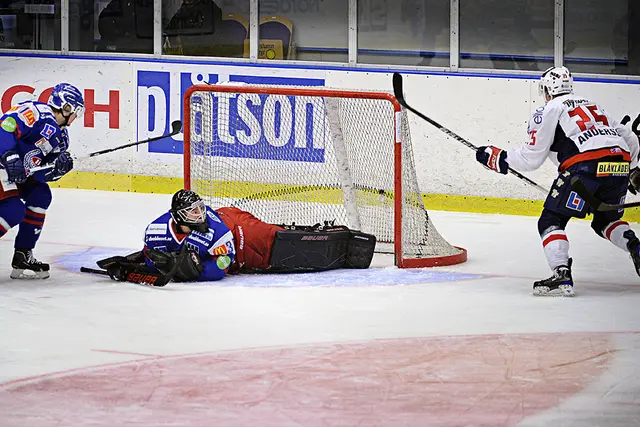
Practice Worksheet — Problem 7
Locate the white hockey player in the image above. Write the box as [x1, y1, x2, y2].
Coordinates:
[475, 66, 640, 297]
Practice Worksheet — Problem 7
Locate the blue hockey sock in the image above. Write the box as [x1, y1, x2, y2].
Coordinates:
[0, 197, 26, 240]
[14, 206, 47, 249]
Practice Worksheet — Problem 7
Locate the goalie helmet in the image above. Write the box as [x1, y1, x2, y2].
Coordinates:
[538, 66, 573, 98]
[170, 190, 208, 233]
[48, 83, 85, 117]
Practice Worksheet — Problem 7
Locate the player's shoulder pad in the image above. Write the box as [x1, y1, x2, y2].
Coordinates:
[527, 105, 547, 133]
[10, 101, 55, 129]
[145, 213, 172, 237]
[528, 100, 564, 132]
[205, 206, 222, 224]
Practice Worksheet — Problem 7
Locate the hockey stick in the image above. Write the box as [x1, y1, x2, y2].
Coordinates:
[80, 266, 109, 276]
[392, 72, 548, 195]
[29, 120, 183, 173]
[570, 176, 640, 212]
[81, 263, 174, 287]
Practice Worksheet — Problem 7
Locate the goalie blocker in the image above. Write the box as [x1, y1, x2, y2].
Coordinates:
[266, 225, 376, 273]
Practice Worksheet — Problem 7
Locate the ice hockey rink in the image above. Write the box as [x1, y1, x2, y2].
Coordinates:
[0, 188, 639, 427]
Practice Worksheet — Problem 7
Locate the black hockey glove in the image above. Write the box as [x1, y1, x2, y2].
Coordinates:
[173, 251, 204, 282]
[476, 146, 508, 174]
[629, 167, 640, 196]
[145, 249, 178, 274]
[44, 152, 74, 182]
[105, 261, 132, 281]
[145, 247, 203, 282]
[0, 150, 27, 184]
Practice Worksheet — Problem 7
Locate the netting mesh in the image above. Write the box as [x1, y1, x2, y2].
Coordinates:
[185, 85, 464, 266]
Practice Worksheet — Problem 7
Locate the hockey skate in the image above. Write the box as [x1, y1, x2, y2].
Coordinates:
[10, 249, 50, 279]
[533, 259, 574, 297]
[624, 230, 640, 277]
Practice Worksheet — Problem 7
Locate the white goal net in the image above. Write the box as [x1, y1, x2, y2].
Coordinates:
[183, 84, 466, 268]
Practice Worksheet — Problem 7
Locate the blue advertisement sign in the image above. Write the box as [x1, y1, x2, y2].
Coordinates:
[136, 71, 325, 162]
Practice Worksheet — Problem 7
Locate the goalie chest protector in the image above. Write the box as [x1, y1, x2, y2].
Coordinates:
[268, 226, 376, 273]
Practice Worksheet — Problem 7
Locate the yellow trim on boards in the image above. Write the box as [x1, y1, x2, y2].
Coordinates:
[49, 171, 640, 223]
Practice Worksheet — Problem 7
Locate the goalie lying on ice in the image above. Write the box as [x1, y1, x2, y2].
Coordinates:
[97, 189, 376, 285]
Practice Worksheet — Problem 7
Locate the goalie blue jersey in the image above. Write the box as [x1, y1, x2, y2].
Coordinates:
[0, 100, 69, 182]
[143, 206, 236, 281]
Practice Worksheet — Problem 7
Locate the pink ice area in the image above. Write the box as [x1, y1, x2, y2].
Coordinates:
[0, 333, 614, 427]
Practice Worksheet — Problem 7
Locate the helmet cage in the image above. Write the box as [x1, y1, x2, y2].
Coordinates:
[172, 198, 206, 227]
[61, 100, 85, 118]
[48, 84, 85, 119]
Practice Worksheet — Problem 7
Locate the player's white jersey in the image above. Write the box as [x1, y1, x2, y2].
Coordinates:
[506, 93, 639, 172]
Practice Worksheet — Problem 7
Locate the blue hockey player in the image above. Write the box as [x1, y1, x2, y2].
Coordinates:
[0, 83, 84, 279]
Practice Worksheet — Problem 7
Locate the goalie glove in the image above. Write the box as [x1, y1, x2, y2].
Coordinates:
[173, 250, 204, 282]
[145, 247, 203, 282]
[476, 146, 508, 174]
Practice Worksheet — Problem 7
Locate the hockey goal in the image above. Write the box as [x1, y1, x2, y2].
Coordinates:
[183, 84, 466, 268]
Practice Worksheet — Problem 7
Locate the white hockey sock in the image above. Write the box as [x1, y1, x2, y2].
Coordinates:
[542, 229, 570, 270]
[603, 220, 631, 252]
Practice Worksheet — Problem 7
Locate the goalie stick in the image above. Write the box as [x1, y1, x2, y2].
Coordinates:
[570, 176, 640, 212]
[80, 267, 109, 276]
[392, 72, 548, 195]
[80, 265, 174, 287]
[29, 120, 183, 174]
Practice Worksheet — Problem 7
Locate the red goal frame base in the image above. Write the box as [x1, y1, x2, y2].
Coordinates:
[399, 247, 468, 268]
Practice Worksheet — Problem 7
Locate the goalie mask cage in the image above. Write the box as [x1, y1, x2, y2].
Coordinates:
[183, 84, 467, 268]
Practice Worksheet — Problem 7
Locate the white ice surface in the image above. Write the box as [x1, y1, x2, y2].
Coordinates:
[0, 189, 638, 426]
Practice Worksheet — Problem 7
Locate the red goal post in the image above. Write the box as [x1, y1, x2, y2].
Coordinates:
[183, 84, 467, 268]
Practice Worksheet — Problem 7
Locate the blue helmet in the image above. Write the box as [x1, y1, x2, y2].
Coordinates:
[48, 83, 85, 117]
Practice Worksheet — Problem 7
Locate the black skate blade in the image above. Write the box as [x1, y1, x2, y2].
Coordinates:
[10, 269, 50, 280]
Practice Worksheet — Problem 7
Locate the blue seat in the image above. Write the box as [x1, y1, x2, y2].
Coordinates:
[257, 15, 293, 60]
[214, 13, 248, 58]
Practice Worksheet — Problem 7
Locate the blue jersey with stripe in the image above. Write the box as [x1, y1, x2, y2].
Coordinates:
[143, 206, 236, 281]
[0, 100, 69, 182]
